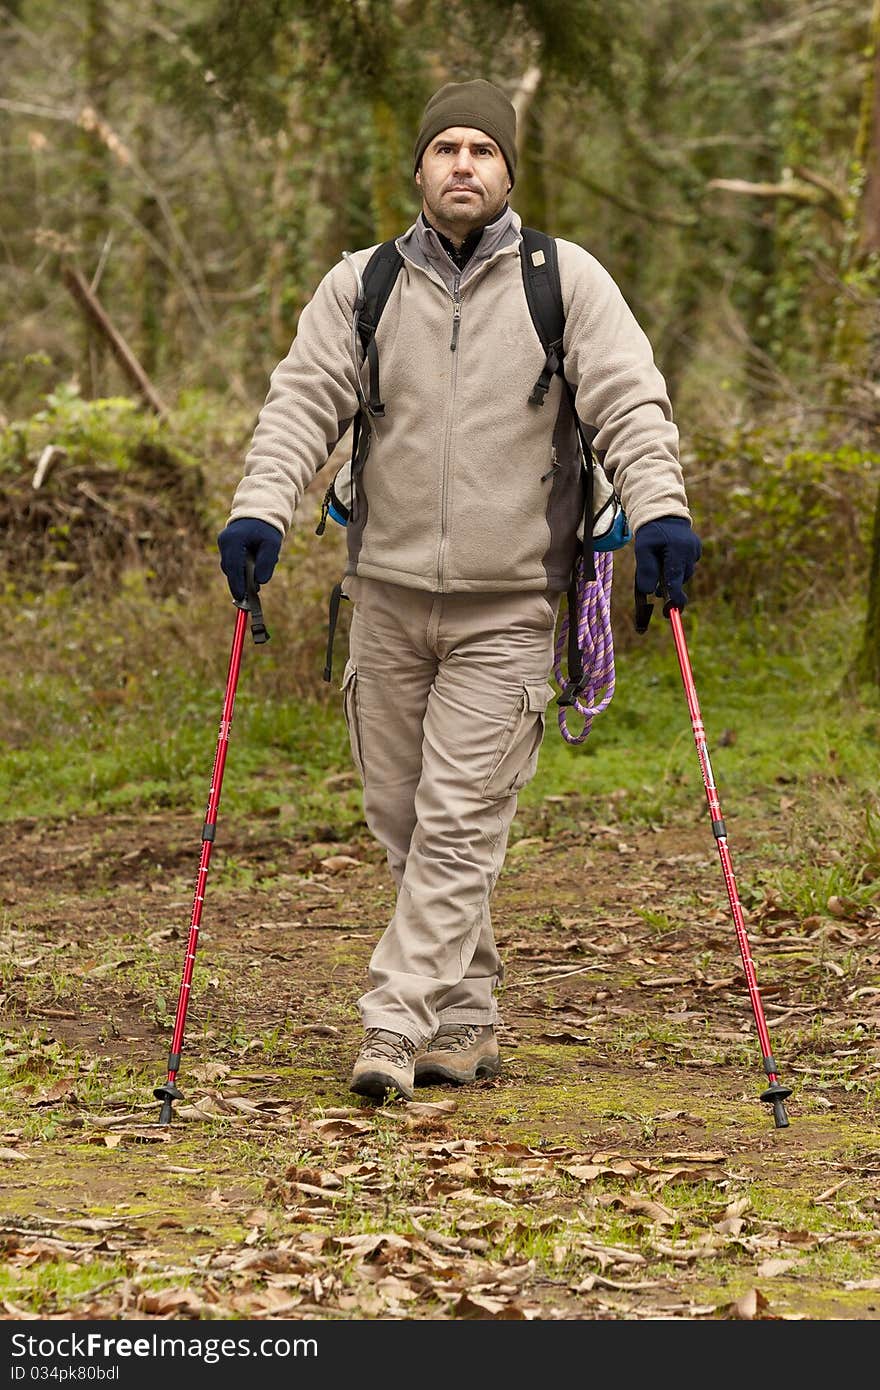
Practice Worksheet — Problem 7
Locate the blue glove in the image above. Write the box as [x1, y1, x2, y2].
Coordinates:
[217, 517, 282, 601]
[634, 516, 701, 612]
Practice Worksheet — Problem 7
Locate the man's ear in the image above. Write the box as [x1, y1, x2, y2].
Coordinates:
[415, 168, 421, 187]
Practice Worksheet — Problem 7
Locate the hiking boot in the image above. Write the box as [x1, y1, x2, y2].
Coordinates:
[349, 1028, 417, 1101]
[414, 1024, 501, 1086]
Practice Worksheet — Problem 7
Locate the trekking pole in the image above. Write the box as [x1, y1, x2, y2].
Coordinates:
[635, 585, 791, 1129]
[154, 558, 269, 1125]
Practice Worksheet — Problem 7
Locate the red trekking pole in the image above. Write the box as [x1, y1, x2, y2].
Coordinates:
[154, 559, 269, 1125]
[635, 585, 791, 1128]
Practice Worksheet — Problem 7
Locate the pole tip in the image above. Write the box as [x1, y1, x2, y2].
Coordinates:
[761, 1081, 792, 1129]
[772, 1098, 790, 1129]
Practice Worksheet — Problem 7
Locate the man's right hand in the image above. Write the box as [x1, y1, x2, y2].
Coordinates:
[217, 518, 282, 601]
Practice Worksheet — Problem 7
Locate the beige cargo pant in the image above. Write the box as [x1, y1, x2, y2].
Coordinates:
[340, 576, 559, 1046]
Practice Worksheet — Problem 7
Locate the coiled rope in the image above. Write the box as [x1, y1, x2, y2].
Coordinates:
[554, 549, 616, 745]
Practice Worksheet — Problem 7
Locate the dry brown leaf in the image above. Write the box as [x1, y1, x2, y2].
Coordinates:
[189, 1062, 231, 1083]
[756, 1258, 797, 1278]
[83, 1129, 168, 1147]
[717, 1196, 751, 1221]
[561, 1163, 605, 1182]
[724, 1287, 770, 1320]
[32, 1078, 77, 1106]
[454, 1292, 529, 1319]
[139, 1287, 206, 1316]
[320, 855, 362, 872]
[244, 1207, 271, 1227]
[714, 1217, 746, 1236]
[404, 1099, 457, 1116]
[597, 1193, 677, 1226]
[310, 1118, 373, 1140]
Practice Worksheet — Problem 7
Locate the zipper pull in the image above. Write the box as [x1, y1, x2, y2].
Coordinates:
[450, 276, 461, 351]
[450, 301, 462, 352]
[541, 447, 559, 483]
[315, 488, 331, 536]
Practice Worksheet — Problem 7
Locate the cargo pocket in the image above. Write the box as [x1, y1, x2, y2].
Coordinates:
[341, 658, 366, 782]
[482, 680, 554, 800]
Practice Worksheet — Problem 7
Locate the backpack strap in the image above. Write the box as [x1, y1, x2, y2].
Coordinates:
[520, 228, 565, 408]
[356, 240, 405, 418]
[520, 227, 598, 584]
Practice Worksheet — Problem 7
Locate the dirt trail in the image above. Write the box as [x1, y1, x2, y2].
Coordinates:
[2, 809, 879, 1320]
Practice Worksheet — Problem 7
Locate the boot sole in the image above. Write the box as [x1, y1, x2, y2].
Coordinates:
[414, 1058, 501, 1086]
[349, 1069, 414, 1102]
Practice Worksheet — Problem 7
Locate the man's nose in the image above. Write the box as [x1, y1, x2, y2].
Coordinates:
[452, 149, 476, 175]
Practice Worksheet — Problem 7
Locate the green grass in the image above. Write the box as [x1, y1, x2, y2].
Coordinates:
[1, 589, 879, 842]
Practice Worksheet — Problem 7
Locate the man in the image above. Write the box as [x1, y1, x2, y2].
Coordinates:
[218, 79, 701, 1102]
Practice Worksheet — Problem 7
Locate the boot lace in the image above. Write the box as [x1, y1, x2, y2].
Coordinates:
[359, 1029, 417, 1065]
[425, 1024, 483, 1054]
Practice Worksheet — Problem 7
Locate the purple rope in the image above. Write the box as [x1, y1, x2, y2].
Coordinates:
[554, 549, 616, 745]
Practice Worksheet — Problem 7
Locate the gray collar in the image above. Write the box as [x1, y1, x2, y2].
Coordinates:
[397, 204, 521, 293]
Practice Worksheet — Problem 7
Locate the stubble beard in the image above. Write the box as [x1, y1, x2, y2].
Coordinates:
[423, 184, 504, 244]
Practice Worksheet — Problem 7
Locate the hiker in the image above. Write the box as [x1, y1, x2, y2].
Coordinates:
[218, 78, 701, 1102]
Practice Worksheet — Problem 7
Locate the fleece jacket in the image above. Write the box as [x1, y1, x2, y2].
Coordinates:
[228, 206, 690, 594]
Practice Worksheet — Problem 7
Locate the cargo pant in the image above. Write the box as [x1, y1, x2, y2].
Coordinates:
[340, 576, 559, 1046]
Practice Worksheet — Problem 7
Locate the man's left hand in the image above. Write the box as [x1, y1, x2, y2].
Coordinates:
[634, 516, 702, 611]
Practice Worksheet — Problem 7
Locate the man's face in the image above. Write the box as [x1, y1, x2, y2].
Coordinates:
[416, 126, 511, 240]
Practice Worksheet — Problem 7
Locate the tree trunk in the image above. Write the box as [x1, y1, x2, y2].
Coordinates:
[78, 0, 113, 397]
[857, 481, 880, 687]
[136, 19, 165, 378]
[859, 0, 880, 258]
[514, 69, 547, 231]
[370, 96, 407, 243]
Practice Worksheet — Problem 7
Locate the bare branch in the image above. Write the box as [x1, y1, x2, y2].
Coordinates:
[61, 264, 168, 417]
[707, 176, 846, 218]
[547, 160, 697, 228]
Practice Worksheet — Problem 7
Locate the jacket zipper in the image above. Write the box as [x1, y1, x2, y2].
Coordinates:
[450, 278, 462, 351]
[438, 273, 462, 587]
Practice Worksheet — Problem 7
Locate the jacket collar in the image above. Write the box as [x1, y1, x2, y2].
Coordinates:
[397, 204, 521, 293]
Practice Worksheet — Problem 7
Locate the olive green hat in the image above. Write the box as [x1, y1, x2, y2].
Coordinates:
[413, 79, 517, 183]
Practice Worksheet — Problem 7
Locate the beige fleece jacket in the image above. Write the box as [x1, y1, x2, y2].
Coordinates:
[228, 209, 690, 593]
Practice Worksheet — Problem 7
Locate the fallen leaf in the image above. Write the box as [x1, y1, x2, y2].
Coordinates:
[725, 1287, 770, 1320]
[404, 1100, 457, 1116]
[757, 1259, 797, 1278]
[32, 1078, 77, 1106]
[189, 1063, 231, 1083]
[139, 1288, 206, 1316]
[597, 1193, 677, 1226]
[454, 1292, 528, 1319]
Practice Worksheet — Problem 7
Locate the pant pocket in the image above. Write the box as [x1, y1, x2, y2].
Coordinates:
[341, 658, 366, 781]
[482, 680, 554, 800]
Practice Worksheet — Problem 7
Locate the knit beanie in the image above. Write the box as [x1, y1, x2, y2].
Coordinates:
[413, 79, 517, 184]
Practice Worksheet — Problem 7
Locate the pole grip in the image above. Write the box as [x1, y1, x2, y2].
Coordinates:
[242, 555, 270, 644]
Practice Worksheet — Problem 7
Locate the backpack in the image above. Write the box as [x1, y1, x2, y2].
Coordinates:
[317, 227, 631, 703]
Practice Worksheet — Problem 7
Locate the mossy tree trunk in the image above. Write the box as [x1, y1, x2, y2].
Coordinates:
[136, 17, 165, 379]
[78, 0, 113, 397]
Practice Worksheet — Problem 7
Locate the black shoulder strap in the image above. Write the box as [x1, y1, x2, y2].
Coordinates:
[520, 227, 565, 407]
[521, 227, 598, 586]
[356, 240, 404, 418]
